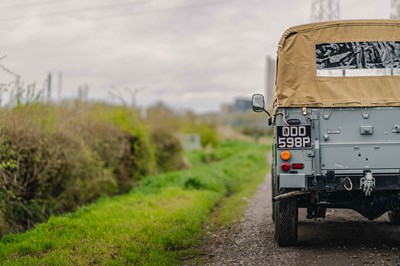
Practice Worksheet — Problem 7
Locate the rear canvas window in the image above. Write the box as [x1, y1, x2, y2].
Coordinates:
[316, 41, 400, 77]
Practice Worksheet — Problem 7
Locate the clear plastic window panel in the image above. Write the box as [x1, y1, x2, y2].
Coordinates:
[316, 41, 400, 77]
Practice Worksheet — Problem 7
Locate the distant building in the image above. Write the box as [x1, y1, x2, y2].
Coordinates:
[233, 98, 252, 113]
[219, 98, 253, 128]
[220, 103, 234, 125]
[220, 103, 233, 116]
[265, 56, 276, 108]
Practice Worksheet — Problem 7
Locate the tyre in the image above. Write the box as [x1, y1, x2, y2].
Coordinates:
[274, 201, 279, 242]
[388, 210, 400, 224]
[275, 196, 298, 246]
[272, 200, 277, 222]
[271, 166, 276, 222]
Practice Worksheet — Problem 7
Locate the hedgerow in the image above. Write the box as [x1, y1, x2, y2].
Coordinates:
[0, 102, 183, 234]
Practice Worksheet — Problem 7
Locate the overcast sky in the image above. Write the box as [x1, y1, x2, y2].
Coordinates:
[0, 0, 393, 113]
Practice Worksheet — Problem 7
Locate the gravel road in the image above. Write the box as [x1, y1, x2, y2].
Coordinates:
[203, 174, 400, 266]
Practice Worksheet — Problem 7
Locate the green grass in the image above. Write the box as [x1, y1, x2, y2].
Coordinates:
[217, 165, 269, 226]
[186, 142, 270, 265]
[204, 141, 270, 226]
[0, 141, 268, 265]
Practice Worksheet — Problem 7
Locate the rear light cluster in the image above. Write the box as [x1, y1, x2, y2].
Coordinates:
[280, 150, 291, 161]
[291, 163, 304, 169]
[280, 150, 304, 172]
[281, 162, 291, 172]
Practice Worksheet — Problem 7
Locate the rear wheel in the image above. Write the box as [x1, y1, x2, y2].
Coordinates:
[275, 196, 298, 246]
[272, 201, 277, 222]
[388, 210, 400, 224]
[271, 165, 277, 222]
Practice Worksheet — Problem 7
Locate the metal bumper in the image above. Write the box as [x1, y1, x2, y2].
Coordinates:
[279, 173, 307, 189]
[279, 172, 400, 192]
[306, 172, 400, 192]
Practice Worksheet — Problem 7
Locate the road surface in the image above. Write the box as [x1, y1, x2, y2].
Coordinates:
[203, 174, 400, 266]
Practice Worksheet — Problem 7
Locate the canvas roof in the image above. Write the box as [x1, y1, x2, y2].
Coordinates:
[275, 20, 400, 107]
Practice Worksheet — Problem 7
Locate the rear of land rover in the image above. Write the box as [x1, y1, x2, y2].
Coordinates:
[270, 20, 400, 246]
[274, 107, 400, 216]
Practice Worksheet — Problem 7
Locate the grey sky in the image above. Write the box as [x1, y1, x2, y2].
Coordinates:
[0, 0, 392, 112]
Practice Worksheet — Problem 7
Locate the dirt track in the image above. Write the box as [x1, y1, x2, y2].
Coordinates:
[203, 174, 400, 266]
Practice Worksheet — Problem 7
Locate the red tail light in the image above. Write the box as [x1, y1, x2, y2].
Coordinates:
[281, 162, 291, 172]
[292, 163, 304, 169]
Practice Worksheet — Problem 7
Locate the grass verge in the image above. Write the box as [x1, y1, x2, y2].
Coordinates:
[184, 144, 270, 265]
[0, 141, 268, 265]
[217, 163, 269, 226]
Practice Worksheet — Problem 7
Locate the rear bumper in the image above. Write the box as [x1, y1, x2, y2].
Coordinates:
[279, 172, 400, 191]
[307, 172, 400, 192]
[279, 173, 306, 189]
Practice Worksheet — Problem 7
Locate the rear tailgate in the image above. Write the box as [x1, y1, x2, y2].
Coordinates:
[318, 107, 400, 172]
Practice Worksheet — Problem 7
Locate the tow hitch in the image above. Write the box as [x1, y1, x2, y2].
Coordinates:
[360, 172, 375, 196]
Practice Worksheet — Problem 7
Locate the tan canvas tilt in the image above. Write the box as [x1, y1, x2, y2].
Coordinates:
[275, 20, 400, 107]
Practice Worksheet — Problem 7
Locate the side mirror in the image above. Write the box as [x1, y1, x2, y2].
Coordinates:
[252, 94, 265, 113]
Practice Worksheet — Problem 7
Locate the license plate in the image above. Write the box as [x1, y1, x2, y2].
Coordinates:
[277, 125, 312, 149]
